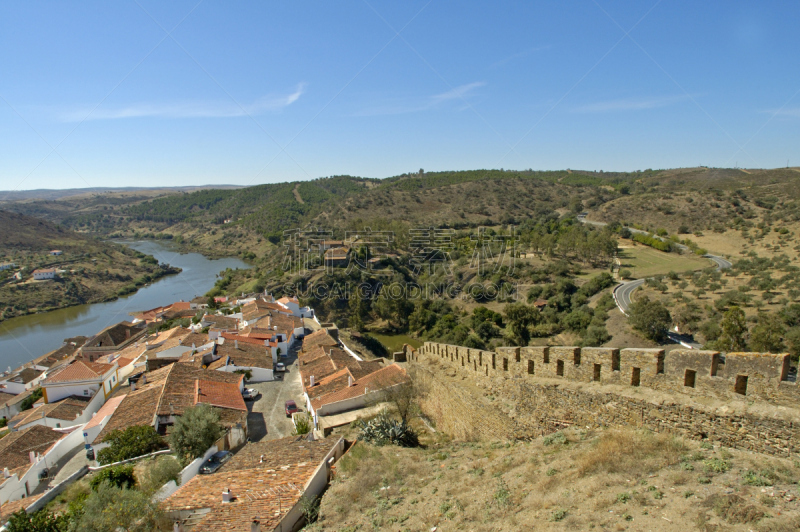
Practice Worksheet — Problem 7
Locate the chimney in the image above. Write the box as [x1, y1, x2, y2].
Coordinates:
[235, 339, 238, 349]
[125, 329, 131, 339]
[173, 521, 184, 532]
[142, 375, 147, 384]
[251, 520, 260, 532]
[264, 340, 268, 347]
[3, 467, 9, 478]
[29, 451, 36, 464]
[222, 488, 232, 503]
[259, 454, 264, 463]
[131, 382, 136, 392]
[348, 375, 352, 387]
[309, 375, 315, 387]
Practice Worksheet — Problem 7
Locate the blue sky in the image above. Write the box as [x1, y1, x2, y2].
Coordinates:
[1, 1, 798, 190]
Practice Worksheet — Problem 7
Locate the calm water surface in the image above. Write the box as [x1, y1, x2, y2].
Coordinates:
[0, 240, 250, 370]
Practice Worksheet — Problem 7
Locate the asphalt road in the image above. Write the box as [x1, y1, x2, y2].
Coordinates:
[613, 279, 645, 315]
[246, 342, 305, 441]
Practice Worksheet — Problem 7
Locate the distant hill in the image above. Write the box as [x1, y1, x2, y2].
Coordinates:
[0, 185, 243, 203]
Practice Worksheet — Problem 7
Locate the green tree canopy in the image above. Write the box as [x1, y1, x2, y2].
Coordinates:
[167, 404, 223, 465]
[67, 483, 163, 532]
[503, 303, 540, 346]
[715, 306, 748, 351]
[97, 425, 165, 465]
[748, 313, 785, 353]
[627, 296, 672, 342]
[6, 509, 67, 532]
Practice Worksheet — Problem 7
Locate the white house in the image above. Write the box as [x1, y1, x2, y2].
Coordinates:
[0, 263, 15, 271]
[32, 268, 56, 281]
[276, 296, 314, 318]
[0, 367, 45, 395]
[41, 360, 119, 404]
[49, 250, 62, 256]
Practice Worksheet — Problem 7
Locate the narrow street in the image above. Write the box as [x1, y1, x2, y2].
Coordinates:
[246, 340, 305, 441]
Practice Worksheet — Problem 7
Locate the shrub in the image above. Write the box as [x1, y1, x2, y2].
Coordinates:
[139, 456, 182, 494]
[293, 413, 312, 436]
[543, 431, 567, 446]
[97, 425, 165, 465]
[90, 465, 136, 491]
[357, 410, 419, 447]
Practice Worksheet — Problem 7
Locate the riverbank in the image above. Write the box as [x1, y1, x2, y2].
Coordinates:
[0, 240, 251, 371]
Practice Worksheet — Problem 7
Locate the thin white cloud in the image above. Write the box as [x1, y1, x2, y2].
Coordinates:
[571, 94, 693, 113]
[60, 84, 306, 121]
[355, 82, 486, 116]
[765, 107, 800, 118]
[491, 45, 551, 68]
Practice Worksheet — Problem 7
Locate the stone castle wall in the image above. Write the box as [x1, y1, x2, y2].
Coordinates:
[409, 342, 800, 457]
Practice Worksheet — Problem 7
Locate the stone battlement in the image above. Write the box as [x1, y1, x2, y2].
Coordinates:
[408, 342, 800, 456]
[412, 343, 795, 406]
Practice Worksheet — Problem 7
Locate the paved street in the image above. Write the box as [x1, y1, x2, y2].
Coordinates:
[246, 341, 305, 441]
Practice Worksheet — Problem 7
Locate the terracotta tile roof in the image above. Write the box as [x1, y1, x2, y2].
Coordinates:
[311, 363, 409, 411]
[0, 425, 64, 474]
[170, 302, 192, 311]
[277, 296, 299, 305]
[220, 333, 275, 348]
[214, 342, 273, 370]
[203, 315, 239, 330]
[0, 388, 35, 408]
[194, 380, 246, 411]
[83, 321, 142, 348]
[179, 333, 212, 349]
[220, 435, 336, 472]
[96, 363, 245, 441]
[95, 386, 161, 442]
[10, 368, 44, 384]
[0, 392, 15, 408]
[156, 364, 243, 417]
[44, 360, 115, 385]
[163, 436, 342, 531]
[9, 396, 90, 428]
[301, 330, 338, 352]
[83, 394, 126, 431]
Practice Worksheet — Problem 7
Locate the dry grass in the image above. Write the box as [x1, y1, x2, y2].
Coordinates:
[313, 426, 800, 531]
[577, 429, 686, 476]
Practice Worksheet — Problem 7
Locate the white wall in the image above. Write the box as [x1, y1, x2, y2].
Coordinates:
[0, 381, 27, 395]
[0, 426, 85, 505]
[216, 364, 273, 383]
[45, 383, 100, 403]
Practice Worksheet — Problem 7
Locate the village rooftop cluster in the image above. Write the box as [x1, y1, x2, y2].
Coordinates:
[0, 291, 408, 530]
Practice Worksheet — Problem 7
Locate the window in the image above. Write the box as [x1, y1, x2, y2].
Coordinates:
[503, 358, 508, 371]
[612, 352, 620, 371]
[83, 389, 89, 396]
[515, 352, 521, 363]
[593, 364, 601, 382]
[684, 369, 696, 388]
[543, 351, 550, 364]
[735, 375, 748, 395]
[574, 352, 581, 365]
[527, 360, 534, 375]
[556, 360, 564, 376]
[631, 367, 641, 386]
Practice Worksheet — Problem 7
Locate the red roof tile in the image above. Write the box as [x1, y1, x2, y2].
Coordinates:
[44, 360, 115, 384]
[194, 379, 246, 411]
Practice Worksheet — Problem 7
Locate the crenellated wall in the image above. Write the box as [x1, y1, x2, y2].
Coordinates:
[408, 342, 800, 457]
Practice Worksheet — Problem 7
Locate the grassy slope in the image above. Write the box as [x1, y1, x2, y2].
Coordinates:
[313, 423, 800, 532]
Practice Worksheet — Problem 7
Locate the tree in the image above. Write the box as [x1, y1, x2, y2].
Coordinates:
[503, 303, 539, 346]
[168, 404, 223, 465]
[627, 296, 672, 342]
[748, 313, 785, 353]
[6, 509, 67, 532]
[89, 465, 136, 491]
[715, 306, 748, 351]
[97, 425, 165, 465]
[618, 269, 632, 280]
[68, 483, 164, 532]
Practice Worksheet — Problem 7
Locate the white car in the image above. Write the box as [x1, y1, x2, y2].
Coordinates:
[242, 388, 259, 400]
[275, 362, 286, 372]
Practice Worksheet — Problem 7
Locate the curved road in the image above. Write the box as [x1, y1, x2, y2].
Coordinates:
[579, 216, 733, 349]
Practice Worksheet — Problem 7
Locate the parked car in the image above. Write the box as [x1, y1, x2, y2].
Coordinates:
[285, 400, 300, 417]
[199, 451, 233, 474]
[242, 388, 259, 400]
[275, 362, 285, 372]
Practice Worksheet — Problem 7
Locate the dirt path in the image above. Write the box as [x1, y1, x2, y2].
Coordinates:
[293, 184, 304, 204]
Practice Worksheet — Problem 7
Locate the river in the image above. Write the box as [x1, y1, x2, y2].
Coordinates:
[0, 240, 250, 371]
